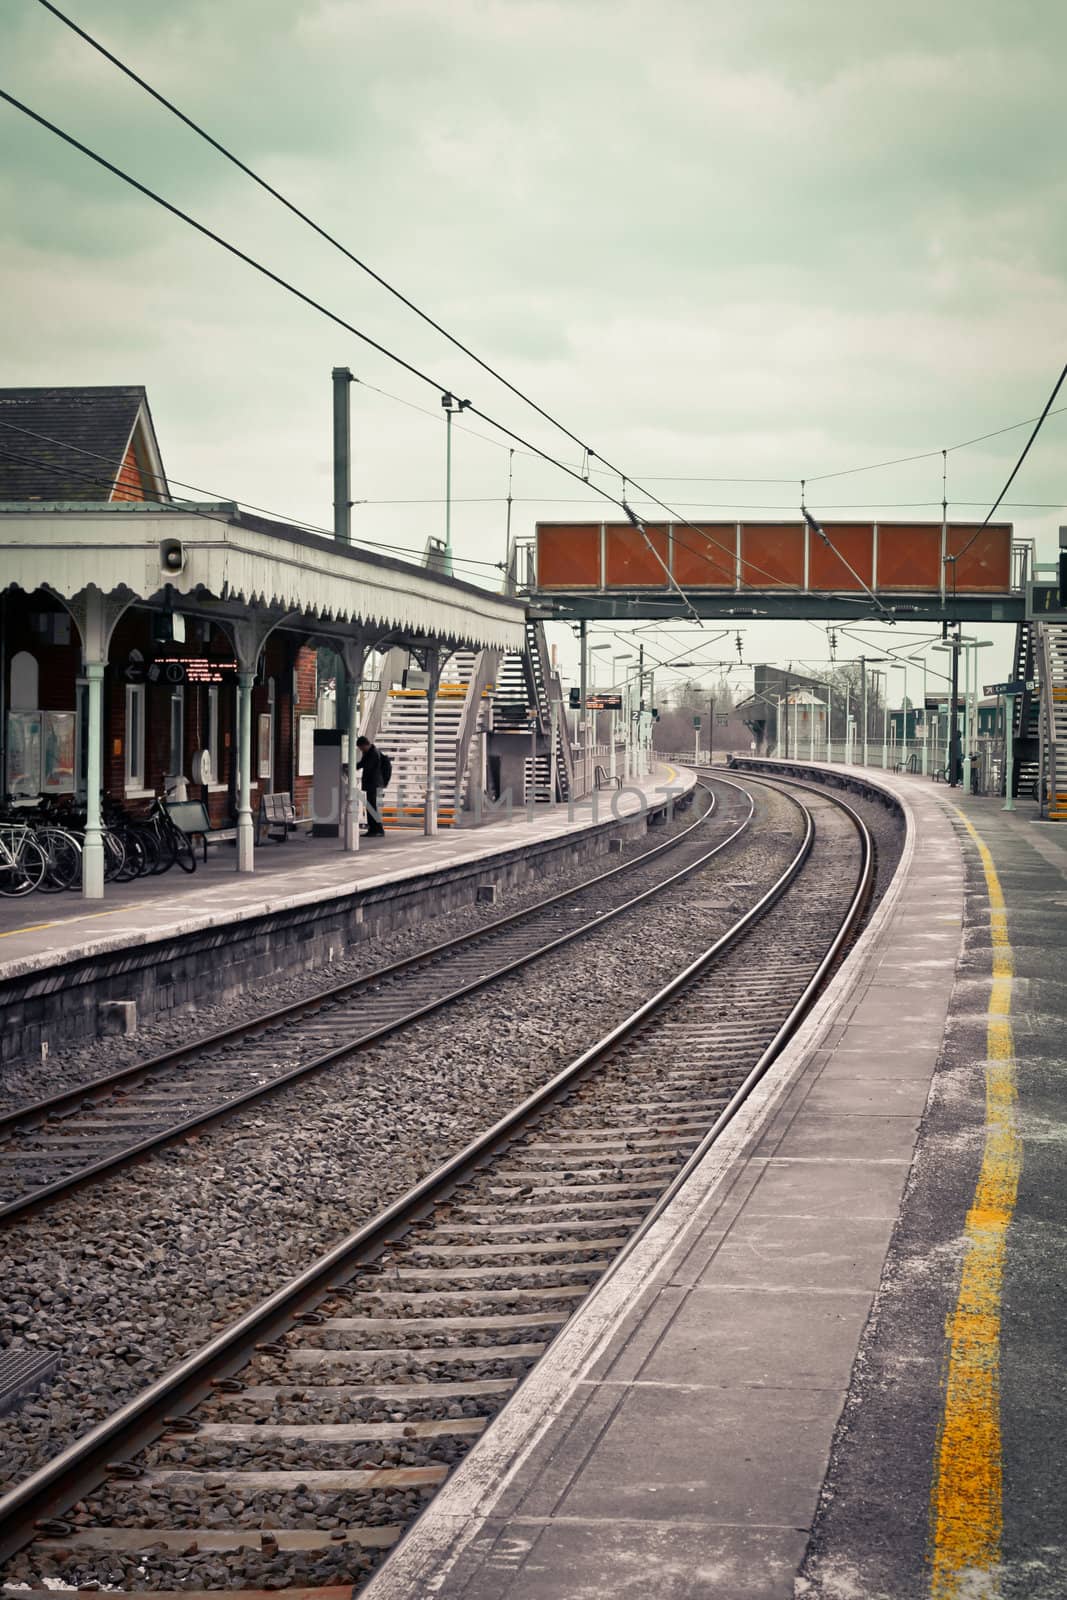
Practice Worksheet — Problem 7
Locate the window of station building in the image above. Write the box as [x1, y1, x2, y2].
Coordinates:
[125, 683, 146, 791]
[168, 685, 185, 783]
[206, 685, 220, 785]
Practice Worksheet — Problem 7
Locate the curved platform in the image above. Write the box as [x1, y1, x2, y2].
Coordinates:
[360, 766, 1067, 1600]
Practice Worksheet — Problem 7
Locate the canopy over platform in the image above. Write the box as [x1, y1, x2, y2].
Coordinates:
[0, 501, 525, 655]
[0, 500, 525, 896]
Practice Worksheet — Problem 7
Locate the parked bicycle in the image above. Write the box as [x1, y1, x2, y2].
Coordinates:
[0, 821, 47, 897]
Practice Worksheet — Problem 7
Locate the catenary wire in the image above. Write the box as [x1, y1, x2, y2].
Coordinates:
[0, 442, 506, 583]
[34, 0, 594, 461]
[949, 360, 1067, 566]
[35, 0, 1067, 526]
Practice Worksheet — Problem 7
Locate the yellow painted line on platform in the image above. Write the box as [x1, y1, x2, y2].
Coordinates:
[929, 811, 1021, 1599]
[0, 905, 131, 938]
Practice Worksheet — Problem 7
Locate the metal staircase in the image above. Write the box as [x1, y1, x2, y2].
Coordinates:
[373, 651, 477, 828]
[1036, 621, 1067, 819]
[494, 622, 573, 803]
[1010, 621, 1041, 799]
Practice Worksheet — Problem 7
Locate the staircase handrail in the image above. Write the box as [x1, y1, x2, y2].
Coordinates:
[360, 646, 407, 742]
[1037, 622, 1058, 818]
[525, 621, 553, 726]
[454, 648, 501, 812]
[545, 666, 576, 797]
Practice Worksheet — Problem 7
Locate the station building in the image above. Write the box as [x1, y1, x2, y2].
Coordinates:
[0, 385, 548, 892]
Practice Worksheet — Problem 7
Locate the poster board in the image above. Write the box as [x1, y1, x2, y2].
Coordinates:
[298, 715, 316, 778]
[42, 711, 76, 792]
[6, 711, 41, 796]
[257, 714, 272, 779]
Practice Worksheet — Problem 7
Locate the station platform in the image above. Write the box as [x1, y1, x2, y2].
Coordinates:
[362, 769, 1067, 1600]
[0, 767, 691, 981]
[0, 767, 694, 1067]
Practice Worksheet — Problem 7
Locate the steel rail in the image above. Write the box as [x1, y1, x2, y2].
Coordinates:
[0, 772, 820, 1562]
[0, 781, 753, 1225]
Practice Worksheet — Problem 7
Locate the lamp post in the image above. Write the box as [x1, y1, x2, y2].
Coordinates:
[854, 656, 887, 767]
[612, 653, 632, 780]
[889, 662, 908, 771]
[934, 637, 992, 792]
[907, 655, 931, 776]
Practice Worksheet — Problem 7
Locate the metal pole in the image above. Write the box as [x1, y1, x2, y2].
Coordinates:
[901, 663, 909, 771]
[424, 656, 439, 835]
[82, 661, 105, 899]
[344, 686, 361, 851]
[236, 668, 255, 871]
[861, 659, 868, 767]
[962, 646, 973, 795]
[444, 406, 454, 579]
[949, 636, 961, 786]
[1003, 693, 1015, 810]
[549, 698, 559, 803]
[332, 366, 352, 544]
[709, 696, 715, 766]
[579, 621, 588, 796]
[693, 718, 699, 767]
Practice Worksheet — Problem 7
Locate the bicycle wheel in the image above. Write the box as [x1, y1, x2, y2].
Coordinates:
[35, 827, 81, 892]
[112, 829, 140, 882]
[128, 826, 160, 876]
[171, 827, 197, 874]
[150, 827, 177, 873]
[102, 829, 126, 882]
[0, 837, 47, 897]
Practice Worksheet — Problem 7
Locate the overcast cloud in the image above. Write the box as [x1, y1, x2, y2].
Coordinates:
[2, 0, 1065, 683]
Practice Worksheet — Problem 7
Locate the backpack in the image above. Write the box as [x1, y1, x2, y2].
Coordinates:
[379, 751, 393, 786]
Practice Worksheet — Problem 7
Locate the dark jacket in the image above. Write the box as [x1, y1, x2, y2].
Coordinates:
[356, 744, 383, 792]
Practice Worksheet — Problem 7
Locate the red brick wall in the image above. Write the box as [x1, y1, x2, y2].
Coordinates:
[110, 441, 146, 503]
[5, 595, 316, 823]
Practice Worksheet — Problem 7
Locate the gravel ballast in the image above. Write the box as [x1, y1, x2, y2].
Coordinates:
[0, 772, 904, 1569]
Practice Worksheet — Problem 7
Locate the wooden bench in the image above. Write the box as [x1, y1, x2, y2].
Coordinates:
[258, 791, 300, 843]
[165, 799, 236, 862]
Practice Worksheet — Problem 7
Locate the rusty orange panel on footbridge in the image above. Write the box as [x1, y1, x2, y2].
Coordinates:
[605, 522, 671, 586]
[808, 523, 874, 591]
[537, 522, 602, 588]
[740, 523, 805, 587]
[671, 524, 736, 587]
[945, 524, 1013, 592]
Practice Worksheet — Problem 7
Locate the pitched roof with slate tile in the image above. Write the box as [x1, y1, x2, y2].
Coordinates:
[0, 385, 169, 503]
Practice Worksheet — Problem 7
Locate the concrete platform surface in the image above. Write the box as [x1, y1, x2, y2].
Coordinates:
[0, 766, 691, 981]
[359, 770, 1067, 1600]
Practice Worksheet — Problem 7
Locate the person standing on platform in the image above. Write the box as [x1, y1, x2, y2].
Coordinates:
[355, 735, 387, 836]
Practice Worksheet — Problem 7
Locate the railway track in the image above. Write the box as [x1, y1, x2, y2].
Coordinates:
[0, 779, 755, 1224]
[0, 771, 880, 1596]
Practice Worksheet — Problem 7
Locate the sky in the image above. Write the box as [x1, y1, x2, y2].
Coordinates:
[3, 0, 1066, 696]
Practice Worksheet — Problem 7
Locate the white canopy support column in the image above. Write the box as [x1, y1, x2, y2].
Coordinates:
[64, 587, 132, 901]
[236, 669, 255, 872]
[226, 616, 290, 874]
[424, 646, 441, 837]
[341, 636, 372, 852]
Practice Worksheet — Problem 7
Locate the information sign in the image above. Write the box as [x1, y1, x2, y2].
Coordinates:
[984, 679, 1035, 696]
[692, 715, 701, 728]
[586, 694, 623, 710]
[361, 679, 382, 692]
[150, 652, 239, 685]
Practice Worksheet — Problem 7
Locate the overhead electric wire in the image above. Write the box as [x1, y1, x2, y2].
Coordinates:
[950, 360, 1067, 566]
[0, 440, 504, 583]
[34, 0, 595, 461]
[33, 0, 1067, 544]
